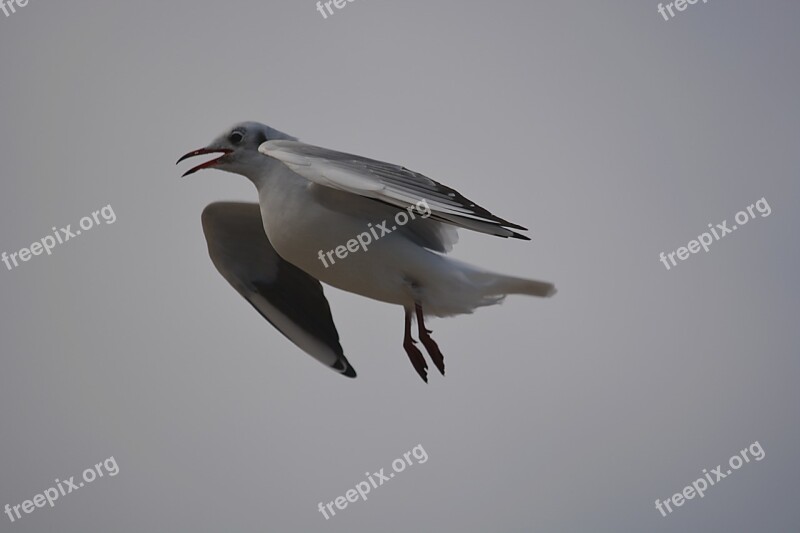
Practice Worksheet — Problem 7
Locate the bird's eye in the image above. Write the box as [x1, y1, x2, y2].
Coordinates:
[229, 131, 245, 144]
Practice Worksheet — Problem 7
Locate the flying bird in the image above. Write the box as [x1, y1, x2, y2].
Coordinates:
[178, 122, 555, 382]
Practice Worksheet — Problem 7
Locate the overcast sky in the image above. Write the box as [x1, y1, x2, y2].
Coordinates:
[1, 1, 799, 531]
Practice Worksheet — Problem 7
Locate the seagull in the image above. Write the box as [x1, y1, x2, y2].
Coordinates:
[177, 122, 555, 382]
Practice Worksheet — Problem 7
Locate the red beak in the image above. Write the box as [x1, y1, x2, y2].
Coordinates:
[176, 148, 233, 177]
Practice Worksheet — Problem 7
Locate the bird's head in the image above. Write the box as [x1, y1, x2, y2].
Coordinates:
[177, 121, 295, 178]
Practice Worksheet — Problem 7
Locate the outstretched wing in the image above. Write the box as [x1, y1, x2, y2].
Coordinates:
[259, 140, 531, 240]
[201, 202, 356, 378]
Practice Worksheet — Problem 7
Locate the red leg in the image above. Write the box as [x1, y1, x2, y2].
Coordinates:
[415, 303, 445, 376]
[403, 307, 428, 382]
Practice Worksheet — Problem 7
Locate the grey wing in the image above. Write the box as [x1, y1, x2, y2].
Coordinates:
[260, 140, 531, 240]
[201, 202, 356, 378]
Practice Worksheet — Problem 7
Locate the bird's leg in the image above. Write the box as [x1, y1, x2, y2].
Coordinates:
[403, 307, 428, 382]
[415, 302, 445, 376]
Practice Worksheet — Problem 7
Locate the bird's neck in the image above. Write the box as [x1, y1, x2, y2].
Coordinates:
[229, 154, 274, 188]
[244, 156, 306, 197]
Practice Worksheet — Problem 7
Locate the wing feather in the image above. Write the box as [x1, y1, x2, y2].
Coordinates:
[201, 202, 356, 378]
[260, 140, 530, 240]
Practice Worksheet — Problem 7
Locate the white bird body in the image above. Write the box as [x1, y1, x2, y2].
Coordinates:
[252, 160, 546, 317]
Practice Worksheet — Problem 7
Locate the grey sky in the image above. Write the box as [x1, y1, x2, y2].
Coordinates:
[1, 1, 799, 531]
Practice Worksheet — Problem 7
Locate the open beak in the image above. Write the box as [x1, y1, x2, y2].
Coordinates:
[176, 147, 233, 177]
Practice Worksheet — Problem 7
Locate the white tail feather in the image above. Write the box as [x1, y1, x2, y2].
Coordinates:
[420, 256, 556, 317]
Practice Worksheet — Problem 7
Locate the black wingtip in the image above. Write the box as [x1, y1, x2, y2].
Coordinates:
[510, 231, 532, 241]
[332, 357, 357, 378]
